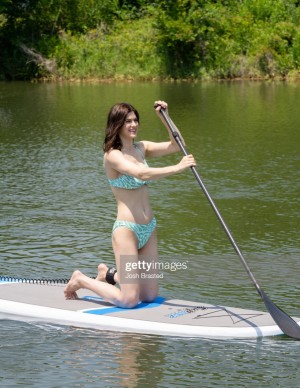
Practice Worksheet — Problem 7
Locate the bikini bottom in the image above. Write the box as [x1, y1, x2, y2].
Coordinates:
[112, 217, 156, 250]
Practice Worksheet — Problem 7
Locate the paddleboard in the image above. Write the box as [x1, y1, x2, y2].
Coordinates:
[1, 278, 298, 338]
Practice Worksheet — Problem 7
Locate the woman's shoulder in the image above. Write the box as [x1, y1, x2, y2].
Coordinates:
[137, 140, 172, 158]
[104, 148, 123, 165]
[134, 141, 146, 153]
[136, 140, 155, 154]
[104, 148, 122, 156]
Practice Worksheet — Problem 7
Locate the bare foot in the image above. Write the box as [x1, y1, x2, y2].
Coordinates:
[96, 263, 108, 282]
[64, 270, 82, 299]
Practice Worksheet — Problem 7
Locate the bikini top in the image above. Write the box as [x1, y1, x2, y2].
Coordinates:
[107, 144, 150, 190]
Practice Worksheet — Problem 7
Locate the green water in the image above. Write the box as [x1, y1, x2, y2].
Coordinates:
[0, 81, 300, 387]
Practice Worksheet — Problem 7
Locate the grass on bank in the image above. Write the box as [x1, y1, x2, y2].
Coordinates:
[53, 17, 162, 81]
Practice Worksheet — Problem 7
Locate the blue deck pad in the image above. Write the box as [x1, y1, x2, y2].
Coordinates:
[83, 296, 165, 315]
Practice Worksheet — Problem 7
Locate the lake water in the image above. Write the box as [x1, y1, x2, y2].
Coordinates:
[0, 81, 300, 387]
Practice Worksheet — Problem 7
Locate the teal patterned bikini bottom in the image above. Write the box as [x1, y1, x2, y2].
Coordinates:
[112, 218, 157, 250]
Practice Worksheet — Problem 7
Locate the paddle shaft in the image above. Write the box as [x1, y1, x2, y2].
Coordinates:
[159, 108, 260, 292]
[157, 106, 300, 339]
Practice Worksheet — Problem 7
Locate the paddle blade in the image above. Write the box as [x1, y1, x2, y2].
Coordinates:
[260, 288, 300, 339]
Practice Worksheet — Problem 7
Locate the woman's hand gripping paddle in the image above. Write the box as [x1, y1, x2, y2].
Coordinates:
[155, 103, 300, 339]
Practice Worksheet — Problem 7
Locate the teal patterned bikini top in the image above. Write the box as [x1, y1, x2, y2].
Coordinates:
[108, 144, 150, 190]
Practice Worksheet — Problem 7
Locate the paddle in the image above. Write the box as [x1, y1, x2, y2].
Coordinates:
[155, 104, 300, 339]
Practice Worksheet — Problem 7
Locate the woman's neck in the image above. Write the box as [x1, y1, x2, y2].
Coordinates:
[121, 141, 134, 151]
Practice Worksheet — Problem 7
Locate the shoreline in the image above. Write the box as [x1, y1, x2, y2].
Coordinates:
[2, 73, 300, 84]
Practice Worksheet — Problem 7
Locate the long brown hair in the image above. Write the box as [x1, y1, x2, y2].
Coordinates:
[103, 103, 140, 152]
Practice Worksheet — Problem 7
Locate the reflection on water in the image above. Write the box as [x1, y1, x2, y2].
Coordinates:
[0, 81, 300, 387]
[1, 320, 300, 388]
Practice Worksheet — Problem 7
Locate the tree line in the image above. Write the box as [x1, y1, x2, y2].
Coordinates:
[1, 0, 300, 81]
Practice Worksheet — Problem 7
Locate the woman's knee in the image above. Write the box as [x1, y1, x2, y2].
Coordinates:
[140, 285, 159, 303]
[118, 287, 140, 308]
[141, 295, 157, 303]
[120, 294, 140, 309]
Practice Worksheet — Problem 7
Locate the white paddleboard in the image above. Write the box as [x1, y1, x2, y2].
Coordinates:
[1, 278, 298, 338]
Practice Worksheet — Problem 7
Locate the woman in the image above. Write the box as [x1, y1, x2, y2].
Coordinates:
[64, 100, 196, 308]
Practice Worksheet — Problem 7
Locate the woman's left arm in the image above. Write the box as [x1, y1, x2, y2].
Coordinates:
[143, 101, 186, 158]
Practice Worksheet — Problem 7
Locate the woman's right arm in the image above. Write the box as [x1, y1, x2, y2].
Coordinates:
[105, 150, 196, 181]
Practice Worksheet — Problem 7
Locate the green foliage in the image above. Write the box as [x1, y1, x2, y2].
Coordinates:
[0, 0, 119, 79]
[1, 0, 300, 80]
[153, 0, 300, 79]
[54, 17, 161, 80]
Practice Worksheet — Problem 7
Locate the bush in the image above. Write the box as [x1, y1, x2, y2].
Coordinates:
[54, 17, 161, 80]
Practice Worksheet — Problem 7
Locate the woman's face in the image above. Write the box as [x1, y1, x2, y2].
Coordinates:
[120, 111, 139, 141]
